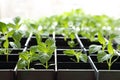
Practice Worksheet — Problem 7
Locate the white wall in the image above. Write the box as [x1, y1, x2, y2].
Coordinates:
[0, 0, 120, 19]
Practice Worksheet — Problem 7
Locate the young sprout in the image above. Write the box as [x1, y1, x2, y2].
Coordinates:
[17, 38, 56, 69]
[89, 32, 119, 70]
[63, 49, 87, 63]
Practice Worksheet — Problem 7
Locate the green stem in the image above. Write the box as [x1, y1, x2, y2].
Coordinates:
[76, 55, 79, 63]
[108, 63, 111, 70]
[102, 44, 106, 51]
[6, 54, 8, 62]
[27, 61, 30, 69]
[5, 35, 9, 62]
[108, 57, 112, 70]
[6, 48, 9, 62]
[111, 56, 119, 65]
[70, 58, 76, 62]
[45, 61, 48, 69]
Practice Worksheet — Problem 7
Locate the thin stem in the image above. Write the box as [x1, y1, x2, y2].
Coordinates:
[108, 63, 111, 70]
[27, 61, 30, 69]
[102, 44, 106, 51]
[107, 55, 119, 70]
[45, 61, 49, 69]
[6, 54, 8, 62]
[4, 35, 9, 62]
[108, 57, 112, 70]
[27, 63, 29, 69]
[6, 48, 9, 62]
[111, 56, 119, 66]
[76, 55, 80, 63]
[70, 58, 76, 62]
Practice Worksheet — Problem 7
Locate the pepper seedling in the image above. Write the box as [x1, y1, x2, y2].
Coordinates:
[17, 38, 56, 69]
[0, 21, 14, 62]
[62, 27, 78, 48]
[89, 32, 119, 70]
[63, 49, 87, 63]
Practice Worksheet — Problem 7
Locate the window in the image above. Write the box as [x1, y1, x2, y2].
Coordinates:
[0, 0, 120, 19]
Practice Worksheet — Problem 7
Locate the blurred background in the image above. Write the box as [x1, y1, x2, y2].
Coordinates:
[0, 0, 120, 19]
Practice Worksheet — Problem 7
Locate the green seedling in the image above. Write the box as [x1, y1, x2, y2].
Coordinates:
[89, 32, 119, 70]
[63, 49, 87, 63]
[17, 38, 56, 69]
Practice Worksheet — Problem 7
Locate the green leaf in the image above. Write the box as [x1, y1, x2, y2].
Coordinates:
[13, 16, 20, 24]
[7, 30, 15, 36]
[12, 30, 22, 42]
[35, 34, 41, 45]
[31, 53, 39, 61]
[114, 36, 120, 44]
[97, 51, 107, 62]
[0, 22, 7, 33]
[117, 45, 120, 51]
[9, 42, 18, 48]
[69, 32, 75, 40]
[37, 38, 55, 56]
[15, 41, 21, 48]
[3, 39, 9, 48]
[17, 59, 27, 69]
[30, 46, 38, 53]
[19, 51, 29, 61]
[48, 45, 56, 54]
[10, 30, 23, 48]
[38, 42, 47, 52]
[29, 23, 38, 30]
[68, 40, 76, 48]
[38, 53, 51, 64]
[7, 23, 15, 28]
[0, 49, 5, 54]
[101, 54, 112, 62]
[89, 45, 102, 54]
[45, 38, 54, 47]
[109, 33, 117, 40]
[10, 41, 21, 48]
[62, 29, 69, 40]
[98, 32, 106, 45]
[108, 41, 114, 54]
[80, 54, 87, 63]
[63, 50, 75, 56]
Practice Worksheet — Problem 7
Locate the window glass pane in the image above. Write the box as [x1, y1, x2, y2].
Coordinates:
[0, 0, 120, 19]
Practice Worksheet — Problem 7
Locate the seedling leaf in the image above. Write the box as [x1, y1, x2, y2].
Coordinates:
[63, 50, 75, 56]
[108, 41, 114, 54]
[89, 45, 102, 54]
[98, 32, 106, 45]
